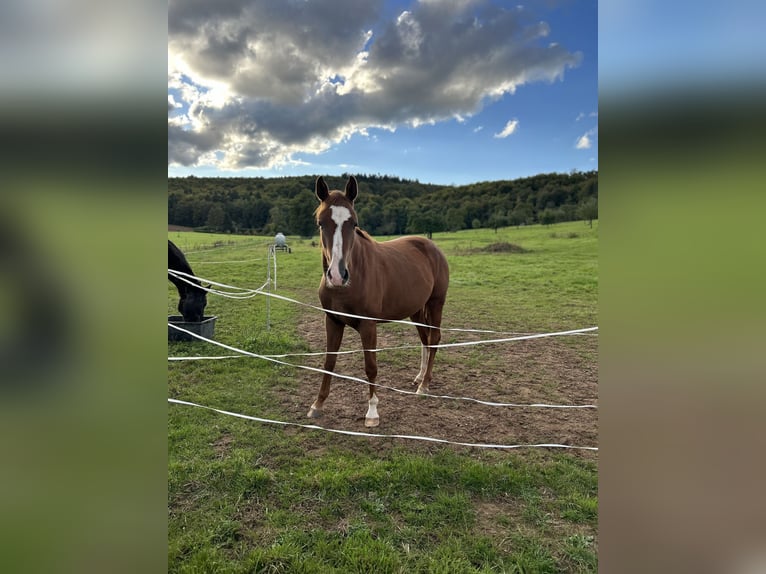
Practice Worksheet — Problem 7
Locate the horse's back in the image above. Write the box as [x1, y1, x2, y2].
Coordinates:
[377, 235, 449, 300]
[383, 235, 448, 275]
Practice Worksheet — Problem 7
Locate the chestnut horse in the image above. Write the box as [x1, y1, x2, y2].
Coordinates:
[308, 176, 449, 427]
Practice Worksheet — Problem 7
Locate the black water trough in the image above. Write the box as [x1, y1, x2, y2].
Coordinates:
[168, 315, 217, 341]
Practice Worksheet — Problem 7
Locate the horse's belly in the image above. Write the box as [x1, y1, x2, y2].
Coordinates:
[377, 280, 433, 320]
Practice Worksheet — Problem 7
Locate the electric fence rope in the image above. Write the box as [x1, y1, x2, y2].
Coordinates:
[168, 268, 598, 338]
[191, 258, 265, 264]
[168, 398, 598, 451]
[168, 323, 596, 410]
[168, 326, 597, 359]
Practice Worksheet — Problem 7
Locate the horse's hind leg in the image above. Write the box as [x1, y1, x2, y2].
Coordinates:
[415, 343, 429, 385]
[417, 298, 445, 395]
[308, 315, 344, 419]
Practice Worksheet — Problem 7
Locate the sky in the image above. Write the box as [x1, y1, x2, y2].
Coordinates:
[168, 0, 597, 186]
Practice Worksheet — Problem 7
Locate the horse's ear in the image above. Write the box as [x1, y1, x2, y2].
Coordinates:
[315, 176, 329, 202]
[345, 176, 358, 203]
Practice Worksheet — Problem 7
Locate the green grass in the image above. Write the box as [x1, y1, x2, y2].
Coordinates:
[168, 231, 267, 254]
[169, 220, 598, 573]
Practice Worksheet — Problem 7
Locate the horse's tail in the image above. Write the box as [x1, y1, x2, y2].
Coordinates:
[424, 253, 447, 344]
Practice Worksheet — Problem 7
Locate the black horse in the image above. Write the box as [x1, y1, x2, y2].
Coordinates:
[168, 240, 208, 322]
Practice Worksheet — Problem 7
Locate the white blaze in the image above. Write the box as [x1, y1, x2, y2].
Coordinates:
[327, 205, 351, 286]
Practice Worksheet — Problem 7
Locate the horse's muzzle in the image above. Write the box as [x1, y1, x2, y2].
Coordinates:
[326, 264, 350, 287]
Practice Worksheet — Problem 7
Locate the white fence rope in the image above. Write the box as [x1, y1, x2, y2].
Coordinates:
[168, 326, 597, 359]
[183, 242, 268, 255]
[168, 323, 597, 409]
[168, 268, 597, 338]
[170, 354, 245, 361]
[168, 398, 597, 451]
[192, 259, 265, 264]
[169, 268, 269, 299]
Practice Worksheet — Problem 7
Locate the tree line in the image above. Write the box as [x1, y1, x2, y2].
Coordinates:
[168, 171, 598, 237]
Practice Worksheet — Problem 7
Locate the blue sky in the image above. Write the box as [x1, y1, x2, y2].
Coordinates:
[168, 0, 597, 186]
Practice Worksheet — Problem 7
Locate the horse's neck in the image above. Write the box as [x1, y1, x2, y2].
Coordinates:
[348, 232, 376, 276]
[169, 271, 202, 293]
[169, 253, 201, 283]
[169, 274, 188, 294]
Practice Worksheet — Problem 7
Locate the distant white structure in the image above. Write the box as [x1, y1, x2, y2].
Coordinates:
[273, 232, 290, 252]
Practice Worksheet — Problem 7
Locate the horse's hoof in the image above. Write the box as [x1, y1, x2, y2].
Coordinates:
[415, 385, 428, 395]
[364, 417, 380, 428]
[307, 407, 322, 419]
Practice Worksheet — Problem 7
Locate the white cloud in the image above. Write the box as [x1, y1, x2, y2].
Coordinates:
[473, 126, 484, 133]
[168, 0, 582, 169]
[576, 127, 598, 150]
[494, 119, 519, 138]
[575, 134, 591, 149]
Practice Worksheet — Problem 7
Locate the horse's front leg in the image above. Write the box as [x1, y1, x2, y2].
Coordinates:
[308, 315, 345, 419]
[358, 320, 379, 427]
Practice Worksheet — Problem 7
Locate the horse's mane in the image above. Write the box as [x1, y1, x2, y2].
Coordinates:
[354, 227, 373, 242]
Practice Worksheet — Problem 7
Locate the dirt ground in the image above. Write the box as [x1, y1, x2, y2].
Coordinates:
[275, 313, 598, 459]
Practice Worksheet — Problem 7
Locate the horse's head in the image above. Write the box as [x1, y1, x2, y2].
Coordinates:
[315, 175, 358, 288]
[178, 287, 208, 323]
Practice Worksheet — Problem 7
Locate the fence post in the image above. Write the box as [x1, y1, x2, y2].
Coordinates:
[266, 245, 273, 331]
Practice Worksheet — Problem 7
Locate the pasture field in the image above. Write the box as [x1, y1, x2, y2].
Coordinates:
[169, 231, 265, 253]
[168, 220, 598, 573]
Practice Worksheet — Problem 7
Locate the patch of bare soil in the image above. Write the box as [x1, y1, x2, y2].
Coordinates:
[274, 313, 598, 460]
[481, 242, 528, 253]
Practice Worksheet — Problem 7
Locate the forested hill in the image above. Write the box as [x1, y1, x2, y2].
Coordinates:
[168, 171, 598, 237]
